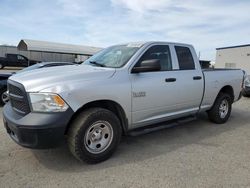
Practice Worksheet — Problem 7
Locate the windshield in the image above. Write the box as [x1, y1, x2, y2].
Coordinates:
[84, 45, 140, 68]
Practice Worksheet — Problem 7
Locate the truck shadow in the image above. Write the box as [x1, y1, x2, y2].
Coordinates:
[32, 108, 249, 172]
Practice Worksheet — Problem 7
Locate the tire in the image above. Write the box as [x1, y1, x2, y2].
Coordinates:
[0, 88, 8, 105]
[242, 90, 250, 98]
[207, 93, 232, 124]
[0, 63, 4, 69]
[67, 108, 122, 164]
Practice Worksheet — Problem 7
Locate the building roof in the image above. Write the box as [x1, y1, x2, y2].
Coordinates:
[0, 45, 16, 48]
[17, 39, 102, 55]
[216, 44, 250, 50]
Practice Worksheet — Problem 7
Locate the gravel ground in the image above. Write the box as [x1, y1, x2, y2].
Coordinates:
[0, 97, 250, 188]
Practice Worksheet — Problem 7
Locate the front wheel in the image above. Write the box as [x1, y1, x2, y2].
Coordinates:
[67, 108, 122, 164]
[207, 93, 232, 124]
[0, 88, 8, 105]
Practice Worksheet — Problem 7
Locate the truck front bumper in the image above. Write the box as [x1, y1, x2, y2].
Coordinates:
[3, 102, 74, 149]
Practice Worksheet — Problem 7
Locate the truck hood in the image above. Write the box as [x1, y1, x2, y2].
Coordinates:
[9, 64, 116, 92]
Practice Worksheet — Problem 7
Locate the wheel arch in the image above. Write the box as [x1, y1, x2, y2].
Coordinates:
[65, 99, 128, 135]
[210, 85, 234, 108]
[218, 85, 234, 101]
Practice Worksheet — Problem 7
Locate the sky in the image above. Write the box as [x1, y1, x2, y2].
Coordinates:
[0, 0, 250, 60]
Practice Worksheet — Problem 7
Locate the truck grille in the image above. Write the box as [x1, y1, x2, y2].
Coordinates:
[8, 84, 23, 96]
[8, 80, 30, 115]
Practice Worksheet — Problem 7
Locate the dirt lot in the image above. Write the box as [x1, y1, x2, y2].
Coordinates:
[0, 81, 250, 187]
[0, 67, 22, 74]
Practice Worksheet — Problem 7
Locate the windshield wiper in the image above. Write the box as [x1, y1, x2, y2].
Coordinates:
[89, 61, 106, 67]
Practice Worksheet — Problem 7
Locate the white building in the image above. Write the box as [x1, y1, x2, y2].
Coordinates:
[216, 44, 250, 74]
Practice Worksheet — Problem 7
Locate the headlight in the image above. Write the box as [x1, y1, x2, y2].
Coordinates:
[29, 93, 68, 112]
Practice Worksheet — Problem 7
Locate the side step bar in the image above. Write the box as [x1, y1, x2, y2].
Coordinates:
[128, 116, 197, 136]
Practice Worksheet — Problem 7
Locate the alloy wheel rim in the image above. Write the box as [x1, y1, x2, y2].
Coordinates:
[84, 121, 113, 154]
[1, 91, 9, 104]
[219, 99, 229, 118]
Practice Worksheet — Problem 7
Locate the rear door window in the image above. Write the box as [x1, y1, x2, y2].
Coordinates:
[175, 46, 195, 70]
[17, 55, 25, 60]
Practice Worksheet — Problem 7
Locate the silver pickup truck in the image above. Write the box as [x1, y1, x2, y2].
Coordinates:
[3, 42, 244, 163]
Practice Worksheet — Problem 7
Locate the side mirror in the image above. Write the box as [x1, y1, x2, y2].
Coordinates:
[131, 59, 161, 73]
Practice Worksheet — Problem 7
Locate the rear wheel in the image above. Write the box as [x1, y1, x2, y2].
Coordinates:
[67, 108, 122, 163]
[207, 93, 232, 124]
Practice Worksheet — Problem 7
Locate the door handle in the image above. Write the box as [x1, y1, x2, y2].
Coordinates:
[193, 76, 202, 80]
[165, 78, 176, 82]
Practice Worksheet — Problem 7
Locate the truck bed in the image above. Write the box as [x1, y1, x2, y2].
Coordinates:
[200, 68, 244, 111]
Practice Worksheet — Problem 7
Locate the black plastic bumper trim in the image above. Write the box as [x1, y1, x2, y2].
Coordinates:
[3, 102, 74, 149]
